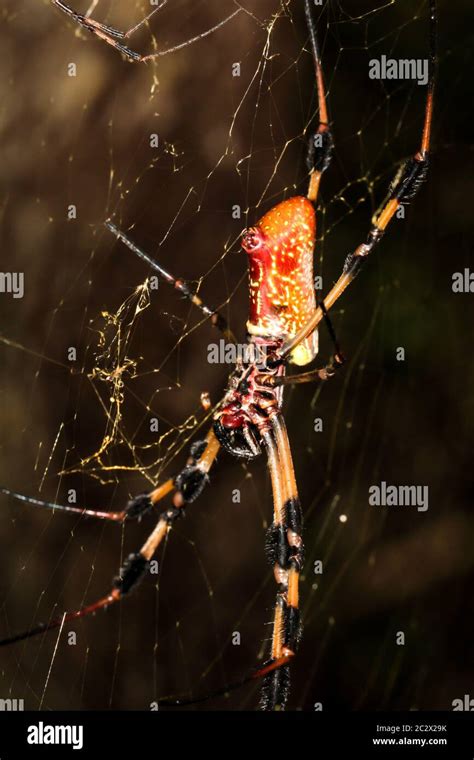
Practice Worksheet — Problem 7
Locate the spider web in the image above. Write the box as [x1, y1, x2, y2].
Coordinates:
[0, 0, 472, 712]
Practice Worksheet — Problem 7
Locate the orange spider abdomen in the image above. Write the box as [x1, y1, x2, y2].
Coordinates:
[242, 196, 318, 366]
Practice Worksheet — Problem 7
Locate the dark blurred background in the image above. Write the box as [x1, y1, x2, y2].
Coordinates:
[0, 0, 473, 711]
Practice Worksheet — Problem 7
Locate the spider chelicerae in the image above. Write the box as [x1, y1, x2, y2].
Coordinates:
[1, 0, 437, 710]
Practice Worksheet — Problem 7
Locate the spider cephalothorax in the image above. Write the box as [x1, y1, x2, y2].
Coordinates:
[213, 341, 285, 460]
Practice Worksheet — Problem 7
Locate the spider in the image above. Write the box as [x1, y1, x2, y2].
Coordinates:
[1, 1, 437, 710]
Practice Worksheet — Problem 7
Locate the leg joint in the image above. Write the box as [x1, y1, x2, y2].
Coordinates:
[124, 493, 153, 520]
[113, 552, 150, 595]
[391, 156, 429, 203]
[306, 127, 334, 175]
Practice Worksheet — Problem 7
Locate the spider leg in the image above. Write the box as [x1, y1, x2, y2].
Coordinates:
[316, 295, 345, 368]
[0, 430, 219, 524]
[304, 0, 334, 204]
[52, 1, 128, 39]
[52, 1, 241, 63]
[279, 1, 437, 362]
[276, 353, 345, 386]
[105, 221, 235, 341]
[140, 417, 303, 710]
[258, 414, 303, 711]
[0, 431, 220, 647]
[52, 1, 166, 62]
[303, 0, 345, 362]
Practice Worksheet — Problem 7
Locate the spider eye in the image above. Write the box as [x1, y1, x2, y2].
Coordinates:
[242, 227, 264, 253]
